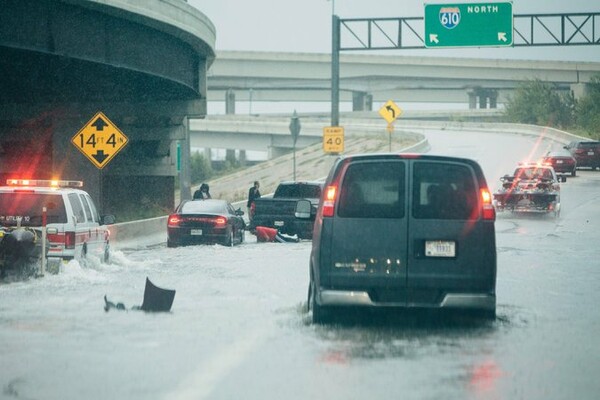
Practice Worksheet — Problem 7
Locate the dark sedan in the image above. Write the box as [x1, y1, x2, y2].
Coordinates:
[167, 199, 245, 247]
[541, 149, 577, 176]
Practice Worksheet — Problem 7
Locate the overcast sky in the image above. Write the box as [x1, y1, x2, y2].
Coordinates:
[190, 0, 600, 62]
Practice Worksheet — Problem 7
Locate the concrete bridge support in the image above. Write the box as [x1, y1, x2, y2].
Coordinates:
[352, 91, 373, 111]
[571, 83, 590, 101]
[226, 89, 236, 115]
[467, 88, 499, 109]
[0, 100, 201, 216]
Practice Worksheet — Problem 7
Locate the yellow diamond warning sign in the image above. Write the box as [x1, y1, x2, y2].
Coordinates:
[71, 112, 129, 169]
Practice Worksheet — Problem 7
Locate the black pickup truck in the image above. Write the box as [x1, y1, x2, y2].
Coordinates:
[249, 181, 323, 239]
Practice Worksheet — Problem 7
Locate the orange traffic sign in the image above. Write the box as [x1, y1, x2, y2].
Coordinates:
[378, 100, 402, 124]
[71, 112, 129, 169]
[323, 126, 344, 153]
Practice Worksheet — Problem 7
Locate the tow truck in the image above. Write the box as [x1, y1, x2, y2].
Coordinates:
[493, 163, 564, 218]
[0, 179, 115, 279]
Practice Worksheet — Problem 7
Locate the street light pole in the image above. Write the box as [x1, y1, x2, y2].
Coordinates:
[331, 14, 340, 127]
[289, 110, 301, 181]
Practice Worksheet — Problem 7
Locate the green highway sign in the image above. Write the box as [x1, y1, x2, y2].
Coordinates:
[424, 2, 513, 48]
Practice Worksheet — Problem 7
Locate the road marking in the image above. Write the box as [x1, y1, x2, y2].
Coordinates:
[165, 325, 271, 400]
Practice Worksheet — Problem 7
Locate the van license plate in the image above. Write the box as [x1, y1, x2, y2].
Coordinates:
[190, 229, 203, 235]
[425, 240, 456, 257]
[274, 221, 284, 227]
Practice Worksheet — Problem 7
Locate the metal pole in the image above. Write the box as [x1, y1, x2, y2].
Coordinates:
[40, 207, 47, 276]
[180, 116, 192, 201]
[331, 14, 340, 127]
[293, 145, 296, 181]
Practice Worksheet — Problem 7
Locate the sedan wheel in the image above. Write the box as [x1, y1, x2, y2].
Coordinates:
[224, 230, 234, 247]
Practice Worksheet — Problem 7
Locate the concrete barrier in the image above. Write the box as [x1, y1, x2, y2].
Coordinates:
[108, 216, 167, 250]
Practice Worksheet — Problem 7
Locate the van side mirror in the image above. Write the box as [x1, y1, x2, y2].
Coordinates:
[295, 199, 311, 219]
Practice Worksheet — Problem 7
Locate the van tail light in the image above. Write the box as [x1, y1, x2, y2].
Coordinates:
[480, 188, 496, 221]
[322, 185, 337, 217]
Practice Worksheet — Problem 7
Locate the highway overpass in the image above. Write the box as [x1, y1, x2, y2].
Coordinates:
[207, 51, 600, 110]
[0, 0, 215, 213]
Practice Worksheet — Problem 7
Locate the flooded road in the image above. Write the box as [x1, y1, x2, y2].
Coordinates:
[1, 129, 600, 400]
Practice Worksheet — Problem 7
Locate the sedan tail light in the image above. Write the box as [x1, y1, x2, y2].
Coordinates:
[215, 216, 227, 227]
[167, 214, 182, 227]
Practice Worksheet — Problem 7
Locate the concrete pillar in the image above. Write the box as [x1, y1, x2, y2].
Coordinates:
[239, 149, 247, 166]
[225, 149, 236, 166]
[467, 90, 477, 109]
[365, 94, 373, 111]
[571, 83, 589, 101]
[225, 89, 235, 115]
[352, 91, 368, 111]
[488, 90, 498, 109]
[479, 92, 488, 109]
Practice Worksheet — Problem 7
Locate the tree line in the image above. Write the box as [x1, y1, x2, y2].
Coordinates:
[504, 74, 600, 139]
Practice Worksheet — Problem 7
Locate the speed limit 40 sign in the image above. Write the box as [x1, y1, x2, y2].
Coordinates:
[323, 126, 344, 153]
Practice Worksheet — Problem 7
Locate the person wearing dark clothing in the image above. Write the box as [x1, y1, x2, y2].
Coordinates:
[193, 183, 211, 200]
[247, 181, 261, 221]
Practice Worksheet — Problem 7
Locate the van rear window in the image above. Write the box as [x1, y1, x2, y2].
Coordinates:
[413, 162, 477, 220]
[0, 192, 67, 226]
[338, 162, 405, 218]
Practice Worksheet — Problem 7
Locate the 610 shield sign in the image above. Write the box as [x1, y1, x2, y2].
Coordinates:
[71, 112, 129, 169]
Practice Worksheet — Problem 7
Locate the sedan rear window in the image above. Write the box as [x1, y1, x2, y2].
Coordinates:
[181, 200, 227, 214]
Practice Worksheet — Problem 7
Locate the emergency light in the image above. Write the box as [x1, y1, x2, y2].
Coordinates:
[6, 179, 84, 188]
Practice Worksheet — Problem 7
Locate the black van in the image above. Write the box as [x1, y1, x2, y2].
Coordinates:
[306, 154, 497, 323]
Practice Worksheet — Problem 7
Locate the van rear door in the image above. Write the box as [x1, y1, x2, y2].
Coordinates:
[407, 160, 496, 306]
[327, 159, 409, 304]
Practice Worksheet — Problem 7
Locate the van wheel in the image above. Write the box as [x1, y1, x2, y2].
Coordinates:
[310, 281, 330, 324]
